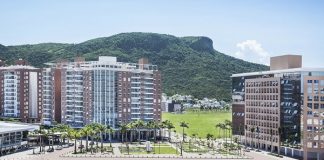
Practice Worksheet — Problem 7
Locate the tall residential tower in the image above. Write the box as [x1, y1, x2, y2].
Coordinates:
[42, 56, 162, 128]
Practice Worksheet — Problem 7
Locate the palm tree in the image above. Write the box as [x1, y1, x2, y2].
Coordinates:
[96, 124, 107, 153]
[127, 122, 135, 143]
[66, 127, 74, 147]
[48, 128, 55, 150]
[81, 125, 92, 152]
[162, 120, 174, 142]
[224, 120, 232, 145]
[179, 121, 189, 156]
[152, 121, 160, 142]
[218, 123, 227, 146]
[88, 123, 99, 153]
[70, 129, 80, 154]
[134, 120, 144, 144]
[107, 127, 113, 147]
[180, 121, 189, 142]
[79, 129, 85, 153]
[120, 123, 128, 143]
[146, 121, 154, 141]
[36, 126, 44, 153]
[215, 123, 223, 141]
[250, 127, 255, 149]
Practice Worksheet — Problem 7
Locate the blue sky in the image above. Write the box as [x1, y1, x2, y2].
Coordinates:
[0, 0, 323, 67]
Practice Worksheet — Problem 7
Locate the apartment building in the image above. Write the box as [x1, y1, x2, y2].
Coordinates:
[232, 55, 324, 160]
[0, 60, 42, 123]
[42, 56, 161, 128]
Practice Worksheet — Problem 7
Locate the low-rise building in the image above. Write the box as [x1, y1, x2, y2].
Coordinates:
[0, 121, 39, 156]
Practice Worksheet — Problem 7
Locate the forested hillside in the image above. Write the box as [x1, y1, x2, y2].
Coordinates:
[0, 32, 269, 100]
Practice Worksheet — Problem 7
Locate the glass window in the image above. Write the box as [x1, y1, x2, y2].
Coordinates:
[308, 80, 313, 83]
[314, 80, 319, 84]
[308, 87, 313, 94]
[314, 103, 319, 109]
[307, 103, 313, 109]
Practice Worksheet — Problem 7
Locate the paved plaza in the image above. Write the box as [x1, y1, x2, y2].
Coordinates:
[0, 141, 297, 160]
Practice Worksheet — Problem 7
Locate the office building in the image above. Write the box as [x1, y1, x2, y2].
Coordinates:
[232, 55, 324, 160]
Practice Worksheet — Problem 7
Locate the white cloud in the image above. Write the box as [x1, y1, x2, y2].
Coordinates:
[234, 40, 270, 65]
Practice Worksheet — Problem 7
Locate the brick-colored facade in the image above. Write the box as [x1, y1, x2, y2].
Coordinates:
[0, 65, 42, 123]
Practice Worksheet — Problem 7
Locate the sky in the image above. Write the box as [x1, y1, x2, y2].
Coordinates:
[0, 0, 323, 67]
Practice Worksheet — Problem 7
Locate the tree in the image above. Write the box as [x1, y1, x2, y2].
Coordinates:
[66, 126, 73, 146]
[224, 120, 232, 145]
[97, 124, 107, 153]
[127, 121, 135, 142]
[206, 133, 214, 148]
[120, 123, 128, 143]
[69, 129, 80, 154]
[215, 123, 223, 140]
[250, 127, 255, 149]
[162, 120, 174, 142]
[108, 127, 113, 147]
[81, 125, 92, 152]
[88, 123, 100, 153]
[179, 121, 189, 156]
[49, 128, 55, 150]
[134, 120, 144, 144]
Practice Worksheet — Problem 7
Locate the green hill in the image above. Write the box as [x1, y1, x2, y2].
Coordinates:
[0, 32, 269, 100]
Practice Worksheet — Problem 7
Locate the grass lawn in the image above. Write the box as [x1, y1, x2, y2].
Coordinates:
[119, 146, 178, 155]
[182, 142, 208, 153]
[162, 110, 231, 138]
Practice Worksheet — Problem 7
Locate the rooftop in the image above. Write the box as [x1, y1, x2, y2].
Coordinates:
[0, 121, 39, 134]
[0, 65, 38, 70]
[231, 68, 324, 77]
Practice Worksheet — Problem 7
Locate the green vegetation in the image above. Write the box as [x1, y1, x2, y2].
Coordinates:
[182, 142, 208, 153]
[0, 32, 268, 100]
[162, 111, 231, 138]
[119, 145, 178, 155]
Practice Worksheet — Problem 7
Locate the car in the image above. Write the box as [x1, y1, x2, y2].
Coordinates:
[47, 148, 54, 152]
[56, 146, 63, 150]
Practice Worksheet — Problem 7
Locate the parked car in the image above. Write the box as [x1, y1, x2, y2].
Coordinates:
[47, 148, 54, 152]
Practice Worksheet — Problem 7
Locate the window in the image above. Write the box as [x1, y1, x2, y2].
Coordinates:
[307, 103, 313, 109]
[320, 80, 324, 86]
[314, 103, 319, 109]
[314, 80, 319, 84]
[321, 104, 324, 109]
[308, 80, 313, 84]
[321, 96, 324, 102]
[308, 87, 313, 94]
